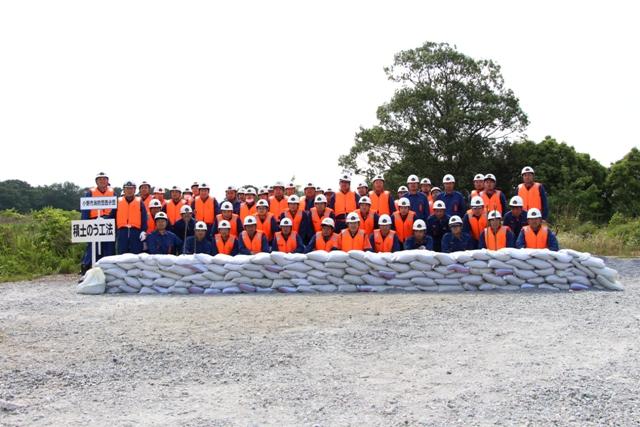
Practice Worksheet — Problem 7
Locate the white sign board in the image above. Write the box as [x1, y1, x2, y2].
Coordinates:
[71, 219, 116, 243]
[80, 196, 118, 211]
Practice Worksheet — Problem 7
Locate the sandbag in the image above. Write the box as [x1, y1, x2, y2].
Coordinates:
[77, 268, 106, 295]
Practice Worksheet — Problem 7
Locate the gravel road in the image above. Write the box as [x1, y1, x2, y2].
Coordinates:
[1, 257, 639, 426]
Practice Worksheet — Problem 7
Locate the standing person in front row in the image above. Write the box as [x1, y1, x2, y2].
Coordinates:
[479, 210, 516, 250]
[81, 172, 115, 273]
[272, 218, 304, 253]
[441, 216, 474, 252]
[368, 174, 395, 216]
[437, 174, 466, 218]
[403, 219, 433, 250]
[330, 174, 359, 232]
[370, 214, 402, 253]
[192, 183, 219, 230]
[516, 208, 559, 250]
[146, 212, 182, 255]
[480, 174, 507, 214]
[305, 218, 340, 252]
[213, 220, 239, 256]
[338, 212, 372, 251]
[405, 174, 430, 221]
[518, 166, 549, 220]
[112, 181, 148, 255]
[183, 221, 214, 255]
[238, 216, 270, 255]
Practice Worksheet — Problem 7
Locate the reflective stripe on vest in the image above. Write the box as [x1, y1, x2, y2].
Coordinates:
[215, 234, 236, 255]
[392, 211, 415, 242]
[195, 196, 215, 224]
[518, 183, 542, 212]
[466, 210, 487, 241]
[89, 187, 114, 218]
[369, 190, 390, 215]
[373, 229, 396, 252]
[241, 230, 264, 255]
[275, 231, 298, 253]
[484, 226, 508, 250]
[523, 225, 548, 249]
[116, 196, 142, 229]
[334, 191, 357, 216]
[314, 232, 339, 251]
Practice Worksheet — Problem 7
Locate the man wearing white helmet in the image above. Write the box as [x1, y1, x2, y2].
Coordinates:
[258, 186, 270, 201]
[212, 220, 239, 256]
[338, 212, 372, 251]
[420, 178, 432, 202]
[272, 217, 304, 253]
[269, 181, 289, 218]
[305, 217, 340, 252]
[285, 182, 296, 197]
[191, 183, 219, 230]
[503, 196, 528, 239]
[437, 174, 466, 217]
[403, 219, 434, 250]
[480, 174, 507, 214]
[146, 212, 182, 255]
[517, 166, 549, 219]
[146, 199, 164, 234]
[238, 216, 270, 255]
[300, 182, 317, 211]
[164, 186, 186, 226]
[441, 215, 474, 253]
[462, 196, 487, 249]
[368, 174, 395, 216]
[370, 214, 402, 253]
[395, 185, 408, 209]
[429, 187, 442, 210]
[153, 187, 167, 207]
[224, 185, 241, 214]
[112, 181, 148, 255]
[237, 188, 246, 204]
[173, 204, 196, 245]
[239, 187, 258, 221]
[355, 196, 379, 236]
[183, 221, 214, 255]
[479, 210, 516, 250]
[324, 187, 336, 206]
[330, 174, 360, 232]
[138, 181, 153, 211]
[470, 174, 485, 199]
[309, 194, 335, 234]
[212, 201, 243, 238]
[356, 182, 369, 197]
[255, 199, 279, 241]
[182, 188, 194, 205]
[405, 174, 430, 222]
[391, 197, 416, 243]
[426, 200, 450, 252]
[280, 194, 312, 243]
[516, 208, 559, 251]
[80, 172, 116, 273]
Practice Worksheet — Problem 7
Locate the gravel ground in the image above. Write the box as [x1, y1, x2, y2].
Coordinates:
[1, 257, 639, 426]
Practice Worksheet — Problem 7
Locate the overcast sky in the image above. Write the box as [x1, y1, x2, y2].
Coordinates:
[1, 1, 638, 195]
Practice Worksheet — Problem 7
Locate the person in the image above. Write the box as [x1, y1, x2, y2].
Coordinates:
[153, 187, 166, 207]
[324, 187, 335, 207]
[426, 200, 450, 252]
[391, 198, 416, 243]
[405, 174, 430, 221]
[258, 186, 270, 201]
[255, 199, 279, 241]
[441, 216, 474, 252]
[272, 217, 304, 253]
[173, 204, 196, 252]
[164, 186, 185, 226]
[370, 214, 402, 252]
[190, 182, 200, 197]
[517, 166, 549, 219]
[420, 178, 432, 201]
[437, 174, 466, 217]
[315, 186, 324, 195]
[356, 182, 369, 197]
[429, 187, 442, 208]
[479, 210, 516, 250]
[240, 188, 258, 221]
[285, 182, 297, 197]
[138, 181, 153, 211]
[224, 185, 241, 214]
[403, 219, 434, 250]
[330, 174, 359, 232]
[300, 182, 316, 211]
[396, 185, 409, 208]
[516, 208, 559, 250]
[368, 174, 395, 216]
[112, 181, 148, 254]
[480, 174, 507, 214]
[462, 196, 487, 249]
[268, 185, 275, 198]
[503, 196, 528, 239]
[212, 201, 243, 238]
[309, 194, 335, 233]
[212, 220, 239, 256]
[191, 183, 219, 230]
[355, 196, 379, 236]
[146, 199, 163, 234]
[470, 174, 485, 199]
[182, 188, 194, 205]
[80, 172, 115, 273]
[269, 181, 289, 218]
[183, 221, 214, 255]
[237, 188, 246, 203]
[238, 216, 270, 254]
[338, 212, 372, 251]
[280, 195, 311, 243]
[305, 217, 340, 252]
[146, 212, 182, 255]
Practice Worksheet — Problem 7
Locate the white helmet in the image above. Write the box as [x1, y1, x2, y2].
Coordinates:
[149, 199, 162, 209]
[154, 211, 168, 221]
[484, 173, 496, 182]
[256, 199, 269, 208]
[314, 194, 327, 204]
[521, 166, 535, 175]
[226, 185, 237, 192]
[527, 208, 542, 219]
[243, 215, 257, 226]
[509, 196, 524, 207]
[357, 182, 368, 189]
[433, 200, 446, 210]
[470, 196, 484, 208]
[245, 187, 257, 196]
[473, 174, 485, 181]
[378, 214, 392, 226]
[287, 195, 300, 204]
[487, 210, 502, 221]
[413, 219, 426, 230]
[398, 185, 409, 193]
[286, 182, 295, 189]
[430, 186, 441, 194]
[407, 174, 420, 184]
[195, 221, 208, 231]
[220, 201, 233, 211]
[238, 187, 246, 194]
[449, 215, 463, 226]
[95, 172, 109, 181]
[358, 196, 372, 205]
[420, 178, 431, 185]
[443, 174, 455, 184]
[373, 174, 385, 182]
[346, 212, 360, 223]
[339, 174, 351, 182]
[304, 182, 315, 189]
[325, 187, 335, 193]
[321, 217, 335, 228]
[273, 181, 285, 188]
[180, 204, 192, 214]
[218, 220, 231, 229]
[397, 197, 411, 208]
[280, 217, 293, 227]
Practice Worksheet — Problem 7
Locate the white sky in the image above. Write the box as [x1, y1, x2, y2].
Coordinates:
[1, 1, 638, 196]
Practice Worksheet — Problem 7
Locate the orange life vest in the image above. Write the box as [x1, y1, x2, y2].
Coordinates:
[269, 196, 288, 218]
[470, 189, 481, 199]
[165, 199, 185, 225]
[239, 202, 257, 221]
[283, 209, 304, 233]
[314, 232, 339, 251]
[466, 210, 488, 241]
[241, 230, 265, 254]
[480, 190, 504, 214]
[357, 210, 376, 235]
[215, 234, 236, 255]
[147, 216, 156, 233]
[309, 207, 333, 232]
[274, 231, 299, 253]
[256, 213, 275, 240]
[392, 211, 416, 242]
[194, 196, 216, 224]
[372, 229, 396, 252]
[116, 196, 142, 229]
[368, 190, 391, 215]
[216, 213, 240, 237]
[523, 225, 549, 249]
[518, 183, 542, 212]
[339, 229, 371, 251]
[334, 191, 357, 216]
[89, 187, 114, 218]
[484, 226, 508, 250]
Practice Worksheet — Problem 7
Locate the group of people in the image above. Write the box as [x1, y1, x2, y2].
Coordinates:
[80, 168, 557, 272]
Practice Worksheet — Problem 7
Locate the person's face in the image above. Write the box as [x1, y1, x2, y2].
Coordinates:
[155, 192, 164, 200]
[96, 177, 108, 189]
[357, 187, 367, 196]
[195, 229, 207, 240]
[414, 230, 426, 240]
[472, 206, 484, 217]
[239, 193, 246, 202]
[150, 207, 161, 217]
[199, 189, 209, 198]
[373, 180, 384, 192]
[348, 222, 359, 233]
[191, 186, 199, 194]
[281, 225, 292, 236]
[399, 206, 409, 215]
[321, 225, 333, 237]
[226, 190, 237, 200]
[259, 193, 268, 200]
[222, 209, 232, 219]
[156, 219, 168, 231]
[274, 187, 284, 198]
[246, 195, 256, 204]
[359, 203, 370, 215]
[304, 188, 315, 197]
[285, 188, 295, 196]
[220, 228, 230, 238]
[315, 202, 326, 212]
[408, 182, 418, 193]
[451, 224, 462, 235]
[511, 206, 522, 216]
[181, 212, 193, 222]
[124, 187, 135, 197]
[339, 181, 350, 192]
[528, 218, 542, 229]
[444, 182, 455, 192]
[435, 208, 445, 219]
[245, 224, 257, 235]
[484, 180, 496, 191]
[420, 184, 431, 193]
[489, 218, 501, 231]
[325, 192, 334, 199]
[523, 173, 534, 184]
[170, 190, 181, 201]
[473, 180, 484, 191]
[398, 191, 407, 199]
[431, 190, 441, 199]
[139, 185, 150, 197]
[379, 224, 390, 235]
[288, 203, 299, 213]
[257, 206, 267, 216]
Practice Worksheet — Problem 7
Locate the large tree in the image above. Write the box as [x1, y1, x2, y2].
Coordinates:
[606, 147, 640, 218]
[339, 41, 528, 191]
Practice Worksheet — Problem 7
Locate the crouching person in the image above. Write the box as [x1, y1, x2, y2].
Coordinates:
[146, 212, 182, 255]
[479, 210, 516, 250]
[370, 214, 402, 252]
[441, 216, 474, 252]
[403, 219, 433, 250]
[183, 221, 214, 255]
[238, 216, 270, 255]
[516, 208, 559, 251]
[305, 218, 340, 252]
[338, 212, 373, 252]
[272, 217, 304, 253]
[213, 220, 239, 256]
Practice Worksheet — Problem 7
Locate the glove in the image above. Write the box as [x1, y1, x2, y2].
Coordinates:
[139, 231, 147, 242]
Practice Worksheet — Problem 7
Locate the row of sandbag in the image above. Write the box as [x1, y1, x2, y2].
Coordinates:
[91, 248, 623, 295]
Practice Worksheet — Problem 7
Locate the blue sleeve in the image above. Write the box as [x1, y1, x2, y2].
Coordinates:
[237, 238, 251, 255]
[462, 215, 471, 234]
[516, 230, 526, 249]
[305, 235, 317, 253]
[441, 234, 451, 253]
[392, 234, 402, 252]
[295, 234, 304, 253]
[539, 185, 549, 219]
[506, 230, 516, 248]
[140, 203, 148, 232]
[231, 239, 239, 256]
[547, 231, 559, 251]
[373, 213, 380, 230]
[465, 235, 475, 250]
[213, 198, 220, 218]
[403, 238, 412, 250]
[210, 218, 219, 238]
[271, 217, 280, 234]
[328, 197, 335, 210]
[478, 231, 486, 249]
[500, 192, 508, 214]
[210, 239, 218, 256]
[174, 234, 183, 252]
[388, 194, 396, 214]
[426, 236, 433, 251]
[458, 193, 467, 216]
[354, 193, 360, 205]
[369, 234, 376, 251]
[261, 235, 271, 253]
[423, 194, 430, 220]
[235, 218, 244, 235]
[300, 212, 312, 242]
[271, 237, 279, 252]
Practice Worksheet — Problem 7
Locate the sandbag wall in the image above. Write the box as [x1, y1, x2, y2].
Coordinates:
[91, 249, 623, 295]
